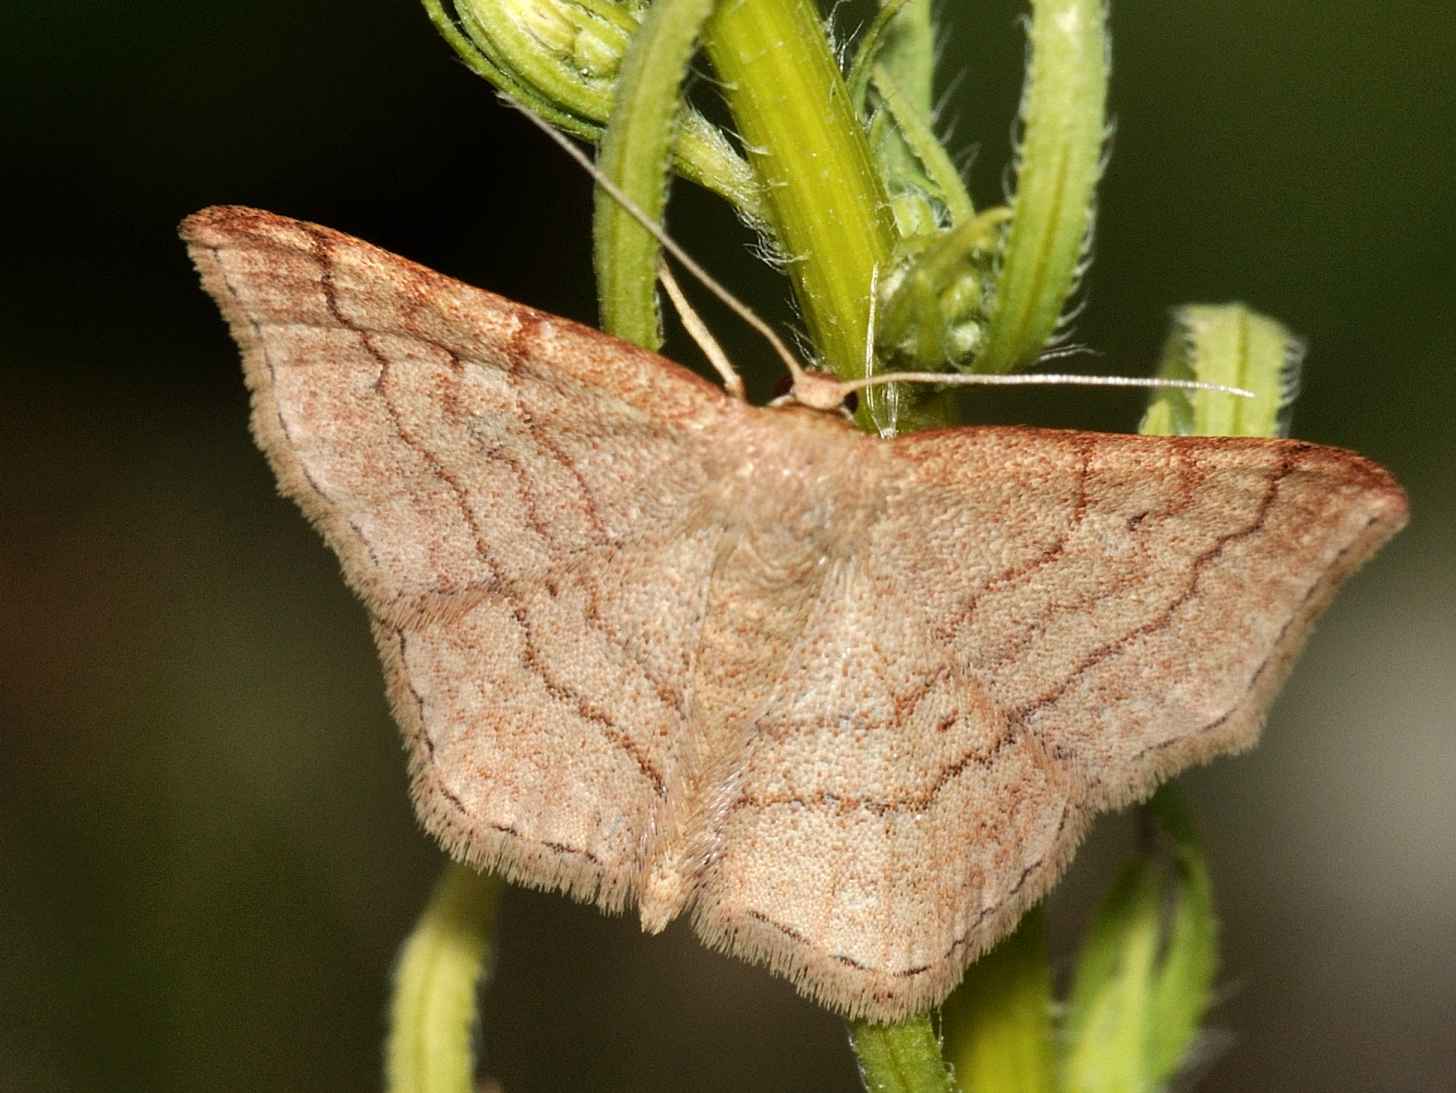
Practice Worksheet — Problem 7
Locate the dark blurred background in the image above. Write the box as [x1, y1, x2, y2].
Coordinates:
[3, 2, 1452, 1090]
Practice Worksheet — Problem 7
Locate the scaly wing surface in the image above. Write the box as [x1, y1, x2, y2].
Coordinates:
[182, 206, 735, 909]
[694, 424, 1404, 1020]
[692, 542, 1079, 1019]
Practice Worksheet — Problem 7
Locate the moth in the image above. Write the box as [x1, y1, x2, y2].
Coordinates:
[182, 205, 1406, 1019]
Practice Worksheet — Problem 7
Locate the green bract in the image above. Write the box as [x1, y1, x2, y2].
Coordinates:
[1142, 303, 1305, 439]
[1060, 790, 1219, 1092]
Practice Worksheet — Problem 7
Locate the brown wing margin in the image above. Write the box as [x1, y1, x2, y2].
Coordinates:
[179, 206, 726, 421]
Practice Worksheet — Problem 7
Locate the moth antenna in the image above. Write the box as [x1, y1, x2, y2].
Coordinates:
[853, 264, 1249, 405]
[516, 106, 813, 392]
[838, 371, 1256, 399]
[657, 262, 745, 399]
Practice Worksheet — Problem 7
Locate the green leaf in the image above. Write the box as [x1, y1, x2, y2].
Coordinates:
[871, 62, 975, 230]
[1140, 303, 1305, 439]
[942, 907, 1056, 1093]
[870, 0, 936, 120]
[846, 0, 913, 115]
[386, 864, 503, 1093]
[974, 0, 1108, 374]
[850, 1, 972, 237]
[1059, 787, 1218, 1093]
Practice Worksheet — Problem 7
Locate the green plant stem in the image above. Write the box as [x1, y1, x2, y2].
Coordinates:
[386, 864, 503, 1093]
[1141, 789, 1218, 1079]
[594, 0, 719, 347]
[849, 1014, 958, 1093]
[701, 0, 897, 387]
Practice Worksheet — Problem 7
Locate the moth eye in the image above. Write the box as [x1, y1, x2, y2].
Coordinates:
[1126, 510, 1150, 531]
[842, 391, 860, 414]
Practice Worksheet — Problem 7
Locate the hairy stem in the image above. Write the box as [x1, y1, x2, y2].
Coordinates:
[386, 865, 503, 1093]
[702, 0, 897, 387]
[849, 1014, 958, 1093]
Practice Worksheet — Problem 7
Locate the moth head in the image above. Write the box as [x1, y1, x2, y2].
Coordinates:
[789, 368, 854, 413]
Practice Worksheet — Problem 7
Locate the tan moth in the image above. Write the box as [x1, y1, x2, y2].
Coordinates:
[182, 205, 1405, 1019]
